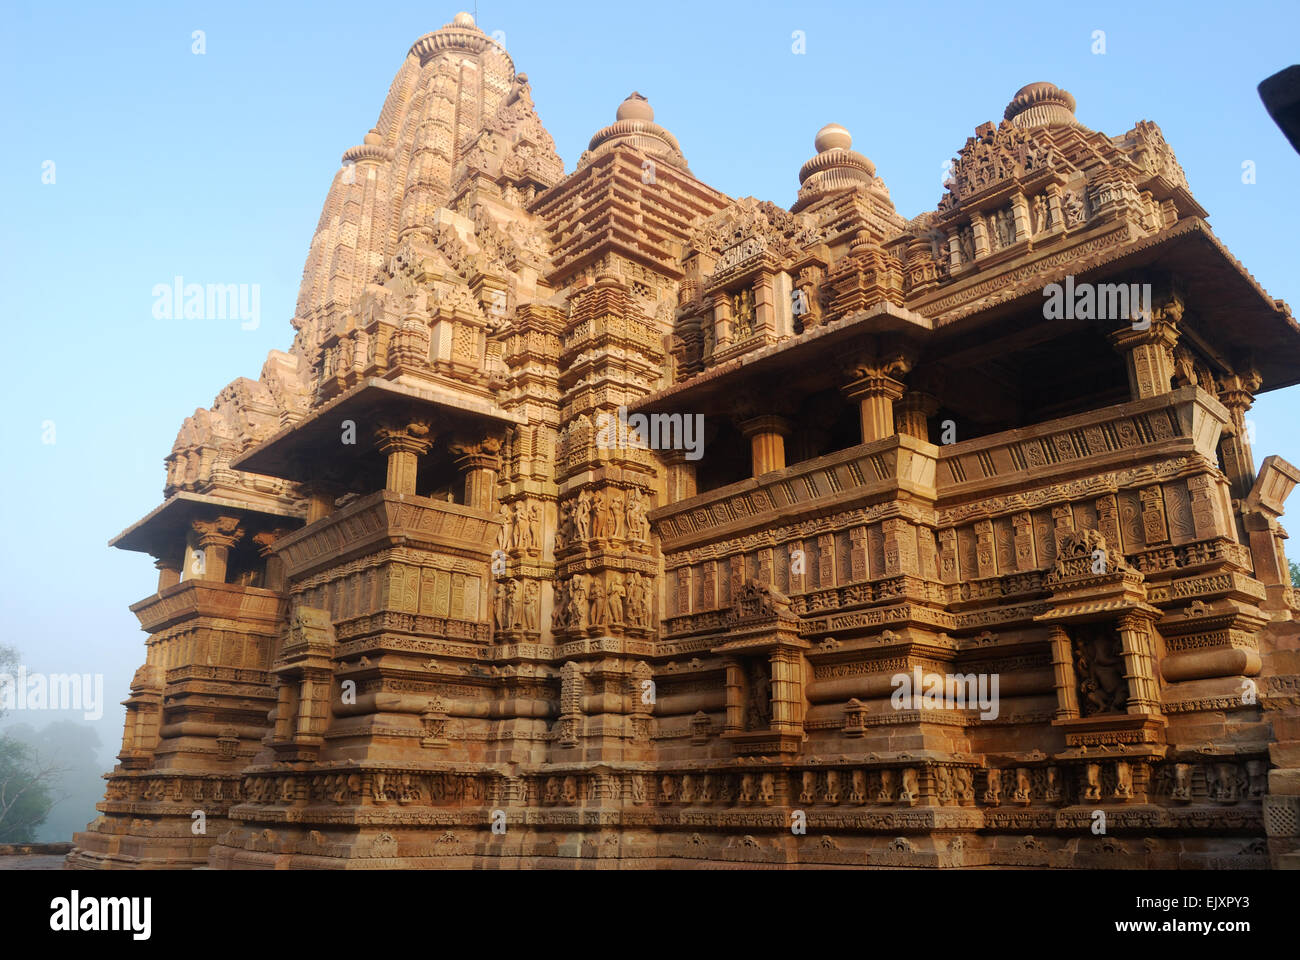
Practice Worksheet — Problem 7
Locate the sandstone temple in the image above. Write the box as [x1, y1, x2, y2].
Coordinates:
[70, 12, 1300, 869]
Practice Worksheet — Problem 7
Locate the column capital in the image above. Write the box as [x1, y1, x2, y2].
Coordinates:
[375, 420, 435, 457]
[447, 431, 504, 472]
[1216, 368, 1263, 414]
[192, 516, 244, 550]
[738, 414, 794, 440]
[252, 528, 292, 558]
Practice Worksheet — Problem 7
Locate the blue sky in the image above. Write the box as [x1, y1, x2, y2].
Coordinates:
[2, 0, 1298, 765]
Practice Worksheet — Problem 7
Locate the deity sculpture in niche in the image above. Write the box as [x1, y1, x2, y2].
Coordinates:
[1073, 624, 1128, 716]
[745, 658, 772, 730]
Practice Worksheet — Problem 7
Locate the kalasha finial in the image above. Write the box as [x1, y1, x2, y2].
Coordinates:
[452, 11, 476, 27]
[814, 123, 852, 153]
[616, 92, 655, 123]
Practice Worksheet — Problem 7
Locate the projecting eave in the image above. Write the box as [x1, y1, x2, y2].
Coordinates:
[230, 378, 525, 484]
[631, 301, 934, 416]
[912, 217, 1300, 393]
[110, 491, 305, 556]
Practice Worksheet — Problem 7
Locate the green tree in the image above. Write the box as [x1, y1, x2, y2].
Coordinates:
[0, 735, 58, 843]
[1291, 559, 1300, 590]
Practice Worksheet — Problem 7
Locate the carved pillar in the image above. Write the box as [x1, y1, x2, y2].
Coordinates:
[739, 415, 792, 476]
[1048, 625, 1080, 720]
[1046, 183, 1064, 234]
[1117, 613, 1161, 715]
[1108, 293, 1183, 400]
[894, 391, 939, 442]
[946, 228, 962, 271]
[273, 682, 296, 742]
[841, 359, 908, 444]
[449, 433, 503, 510]
[191, 516, 244, 584]
[253, 530, 289, 593]
[154, 557, 181, 592]
[769, 651, 804, 732]
[662, 450, 697, 502]
[1216, 369, 1262, 501]
[306, 486, 336, 524]
[970, 212, 990, 260]
[1010, 191, 1031, 244]
[711, 291, 733, 350]
[724, 659, 744, 733]
[375, 421, 434, 495]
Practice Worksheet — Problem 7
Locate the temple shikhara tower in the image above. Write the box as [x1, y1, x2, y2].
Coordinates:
[71, 14, 1300, 869]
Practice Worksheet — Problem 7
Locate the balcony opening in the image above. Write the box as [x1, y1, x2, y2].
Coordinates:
[787, 388, 862, 466]
[415, 444, 464, 504]
[696, 418, 750, 494]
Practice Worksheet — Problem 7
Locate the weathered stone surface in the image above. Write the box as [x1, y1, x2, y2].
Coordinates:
[70, 16, 1300, 870]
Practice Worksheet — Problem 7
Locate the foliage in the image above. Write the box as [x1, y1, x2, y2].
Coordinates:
[0, 734, 58, 843]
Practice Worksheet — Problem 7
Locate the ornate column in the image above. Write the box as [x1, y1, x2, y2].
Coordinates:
[449, 433, 504, 510]
[191, 516, 244, 583]
[769, 651, 803, 732]
[894, 390, 939, 442]
[375, 420, 434, 495]
[970, 212, 990, 260]
[946, 227, 962, 271]
[1117, 613, 1161, 715]
[711, 291, 733, 351]
[1108, 291, 1183, 400]
[739, 415, 792, 476]
[1048, 625, 1080, 720]
[1010, 191, 1031, 244]
[1216, 368, 1262, 501]
[253, 529, 289, 593]
[1045, 183, 1065, 234]
[841, 355, 910, 443]
[723, 659, 744, 733]
[662, 449, 697, 502]
[306, 485, 336, 524]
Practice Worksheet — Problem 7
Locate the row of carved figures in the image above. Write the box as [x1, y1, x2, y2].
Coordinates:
[552, 571, 653, 631]
[145, 759, 1268, 812]
[556, 486, 651, 551]
[491, 577, 541, 633]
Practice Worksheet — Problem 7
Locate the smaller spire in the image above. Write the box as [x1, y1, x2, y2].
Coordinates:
[792, 123, 878, 212]
[580, 93, 688, 170]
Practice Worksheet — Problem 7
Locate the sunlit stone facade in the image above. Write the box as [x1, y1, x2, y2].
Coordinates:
[71, 14, 1300, 869]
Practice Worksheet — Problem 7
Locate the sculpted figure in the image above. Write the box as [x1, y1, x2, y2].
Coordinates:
[954, 768, 974, 803]
[504, 579, 519, 630]
[800, 771, 816, 804]
[983, 768, 1002, 806]
[1114, 761, 1133, 800]
[1082, 763, 1102, 802]
[522, 580, 539, 631]
[496, 503, 511, 551]
[588, 579, 607, 627]
[1044, 766, 1063, 804]
[878, 769, 897, 803]
[525, 502, 541, 554]
[592, 491, 610, 539]
[610, 489, 625, 540]
[607, 574, 625, 624]
[900, 768, 919, 805]
[850, 769, 867, 804]
[626, 488, 648, 541]
[570, 575, 588, 631]
[575, 489, 592, 541]
[1013, 768, 1032, 805]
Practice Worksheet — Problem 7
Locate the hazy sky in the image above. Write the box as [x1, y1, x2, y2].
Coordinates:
[2, 0, 1298, 767]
